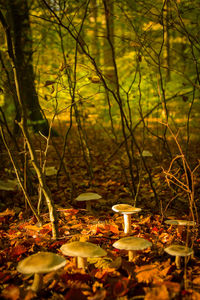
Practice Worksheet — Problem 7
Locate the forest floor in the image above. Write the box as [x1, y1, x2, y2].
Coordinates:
[0, 125, 200, 300]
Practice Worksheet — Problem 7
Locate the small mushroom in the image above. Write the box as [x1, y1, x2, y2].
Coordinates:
[164, 244, 193, 269]
[112, 204, 141, 234]
[141, 150, 153, 157]
[165, 219, 196, 237]
[113, 236, 152, 262]
[75, 192, 102, 211]
[17, 252, 66, 292]
[60, 241, 106, 269]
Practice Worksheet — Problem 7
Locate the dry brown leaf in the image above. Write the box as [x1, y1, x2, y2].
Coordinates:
[0, 208, 15, 217]
[24, 224, 42, 232]
[109, 256, 122, 269]
[135, 264, 160, 284]
[113, 278, 129, 297]
[193, 277, 200, 285]
[24, 290, 37, 300]
[163, 281, 180, 298]
[1, 285, 20, 300]
[94, 268, 120, 280]
[140, 215, 152, 224]
[191, 290, 200, 300]
[183, 289, 200, 300]
[144, 285, 170, 300]
[160, 260, 173, 277]
[88, 290, 107, 300]
[65, 279, 90, 290]
[65, 288, 87, 300]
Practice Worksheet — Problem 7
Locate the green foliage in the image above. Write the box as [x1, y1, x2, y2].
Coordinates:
[1, 0, 199, 131]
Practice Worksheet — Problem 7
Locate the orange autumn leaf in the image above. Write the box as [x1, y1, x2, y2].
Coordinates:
[193, 277, 200, 285]
[144, 285, 170, 300]
[135, 264, 160, 284]
[163, 281, 180, 296]
[109, 224, 119, 234]
[70, 223, 82, 229]
[0, 272, 12, 283]
[0, 208, 15, 217]
[10, 243, 27, 257]
[24, 222, 51, 232]
[89, 223, 119, 235]
[24, 224, 42, 232]
[88, 289, 107, 300]
[1, 285, 20, 300]
[113, 278, 129, 297]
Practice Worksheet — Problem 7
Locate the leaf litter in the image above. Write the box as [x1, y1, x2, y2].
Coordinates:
[0, 130, 200, 299]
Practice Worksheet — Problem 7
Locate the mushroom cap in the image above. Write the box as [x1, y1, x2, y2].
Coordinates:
[17, 252, 66, 274]
[60, 241, 106, 258]
[141, 150, 153, 157]
[75, 192, 102, 202]
[112, 204, 141, 215]
[113, 237, 152, 251]
[165, 219, 196, 226]
[164, 245, 193, 257]
[0, 179, 18, 191]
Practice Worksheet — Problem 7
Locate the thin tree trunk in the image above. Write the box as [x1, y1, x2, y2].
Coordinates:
[6, 0, 49, 135]
[0, 9, 58, 239]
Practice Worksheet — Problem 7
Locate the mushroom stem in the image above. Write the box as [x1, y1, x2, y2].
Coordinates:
[175, 256, 181, 269]
[128, 250, 137, 262]
[123, 214, 131, 234]
[86, 202, 92, 211]
[31, 273, 43, 292]
[77, 257, 88, 269]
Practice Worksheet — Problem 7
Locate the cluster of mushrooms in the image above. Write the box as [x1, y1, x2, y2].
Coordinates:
[17, 192, 195, 293]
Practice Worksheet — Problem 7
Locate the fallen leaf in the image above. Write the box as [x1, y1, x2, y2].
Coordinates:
[0, 271, 12, 283]
[113, 278, 129, 297]
[163, 281, 181, 297]
[64, 288, 87, 300]
[0, 208, 15, 217]
[1, 285, 20, 300]
[140, 215, 152, 224]
[135, 264, 160, 284]
[109, 256, 122, 269]
[193, 277, 200, 285]
[88, 289, 107, 300]
[10, 243, 27, 257]
[24, 290, 37, 300]
[144, 285, 170, 300]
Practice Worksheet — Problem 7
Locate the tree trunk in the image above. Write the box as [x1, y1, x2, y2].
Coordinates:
[0, 7, 59, 239]
[6, 0, 49, 135]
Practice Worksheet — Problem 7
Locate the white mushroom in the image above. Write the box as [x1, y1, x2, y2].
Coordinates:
[141, 150, 153, 157]
[112, 204, 141, 234]
[165, 219, 196, 236]
[75, 192, 102, 211]
[17, 252, 66, 292]
[113, 236, 152, 261]
[60, 241, 106, 269]
[0, 179, 18, 191]
[164, 245, 193, 269]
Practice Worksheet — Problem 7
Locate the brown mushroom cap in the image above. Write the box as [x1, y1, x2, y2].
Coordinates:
[165, 220, 196, 226]
[113, 237, 152, 251]
[60, 241, 106, 258]
[75, 192, 102, 202]
[164, 245, 193, 257]
[17, 252, 66, 274]
[112, 204, 141, 215]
